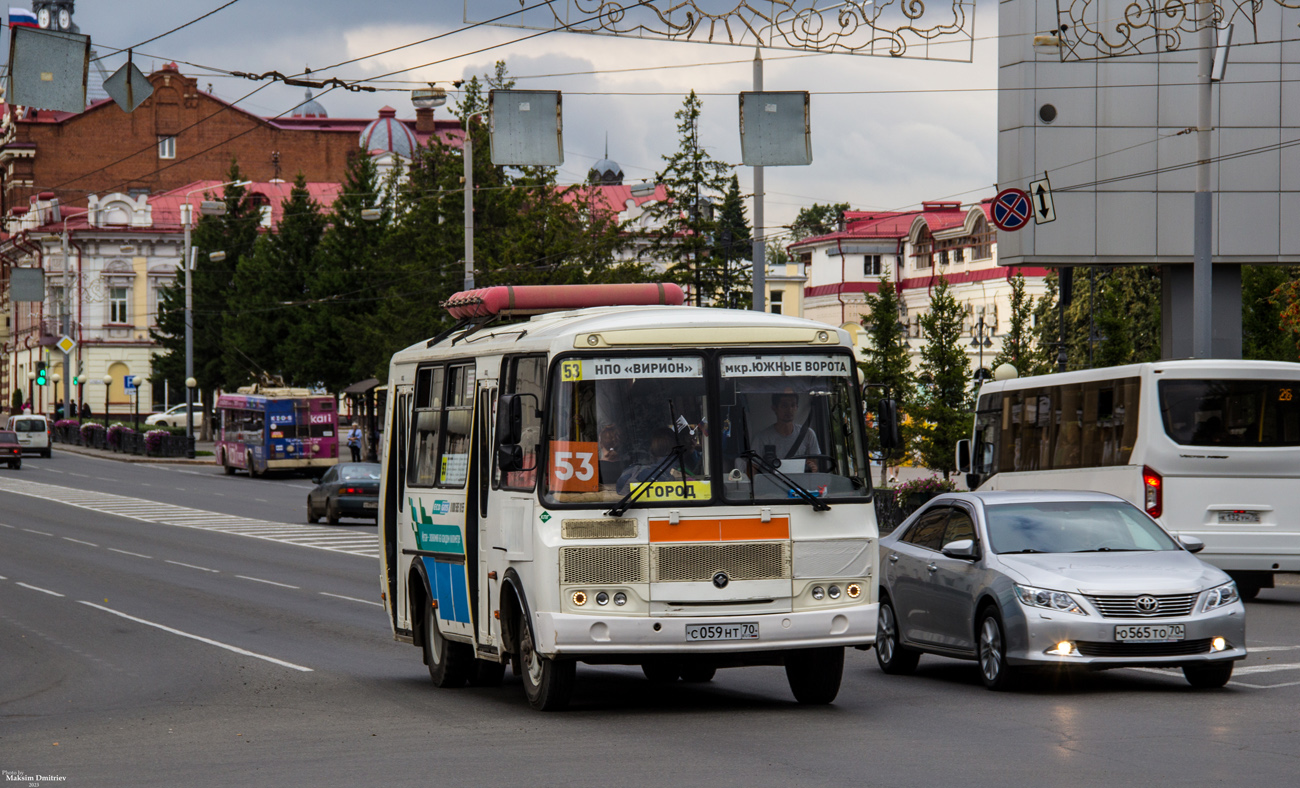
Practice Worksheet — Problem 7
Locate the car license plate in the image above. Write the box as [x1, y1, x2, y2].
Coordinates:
[1218, 511, 1261, 524]
[685, 622, 759, 642]
[363, 501, 378, 509]
[1115, 624, 1185, 642]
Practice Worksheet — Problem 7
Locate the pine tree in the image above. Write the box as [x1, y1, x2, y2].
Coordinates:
[990, 271, 1032, 374]
[790, 202, 849, 241]
[914, 275, 971, 477]
[859, 271, 914, 482]
[1029, 269, 1062, 375]
[644, 90, 733, 306]
[712, 174, 752, 309]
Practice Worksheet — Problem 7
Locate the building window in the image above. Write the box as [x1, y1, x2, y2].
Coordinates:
[157, 136, 176, 159]
[770, 290, 784, 315]
[109, 287, 129, 323]
[953, 247, 965, 264]
[864, 255, 882, 276]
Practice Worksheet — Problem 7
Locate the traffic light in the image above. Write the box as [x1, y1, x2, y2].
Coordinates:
[73, 362, 83, 385]
[35, 361, 47, 386]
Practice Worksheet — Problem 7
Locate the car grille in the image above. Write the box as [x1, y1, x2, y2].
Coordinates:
[651, 542, 790, 582]
[1076, 639, 1212, 657]
[560, 546, 648, 585]
[1083, 593, 1199, 619]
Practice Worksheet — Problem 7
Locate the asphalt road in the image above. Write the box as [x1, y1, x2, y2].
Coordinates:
[3, 451, 1300, 787]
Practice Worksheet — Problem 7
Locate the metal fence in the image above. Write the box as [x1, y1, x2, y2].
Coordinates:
[51, 422, 192, 458]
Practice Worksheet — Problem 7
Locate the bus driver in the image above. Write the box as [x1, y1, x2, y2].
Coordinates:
[754, 392, 821, 472]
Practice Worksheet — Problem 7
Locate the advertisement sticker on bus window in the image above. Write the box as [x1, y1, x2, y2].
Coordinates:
[720, 355, 852, 378]
[630, 479, 711, 502]
[549, 440, 599, 493]
[440, 453, 468, 485]
[573, 357, 703, 380]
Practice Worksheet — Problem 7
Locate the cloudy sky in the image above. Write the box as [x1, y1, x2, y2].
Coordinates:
[52, 0, 999, 240]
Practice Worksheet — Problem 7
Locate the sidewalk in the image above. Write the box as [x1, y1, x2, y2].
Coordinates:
[51, 439, 216, 465]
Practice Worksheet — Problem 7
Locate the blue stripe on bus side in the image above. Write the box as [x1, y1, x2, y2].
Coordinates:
[423, 557, 469, 624]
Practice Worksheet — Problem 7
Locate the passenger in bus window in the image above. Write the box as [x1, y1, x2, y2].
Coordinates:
[754, 392, 822, 472]
[617, 427, 687, 493]
[597, 424, 627, 484]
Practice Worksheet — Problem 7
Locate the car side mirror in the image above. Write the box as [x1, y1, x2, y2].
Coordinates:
[497, 444, 524, 473]
[496, 394, 523, 445]
[1178, 534, 1205, 553]
[878, 398, 902, 451]
[955, 439, 971, 473]
[311, 477, 321, 484]
[941, 539, 978, 560]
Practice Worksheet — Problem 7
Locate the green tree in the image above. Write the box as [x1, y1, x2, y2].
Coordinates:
[1246, 265, 1299, 360]
[859, 271, 914, 483]
[990, 272, 1033, 374]
[790, 202, 850, 241]
[1065, 266, 1160, 369]
[712, 174, 752, 309]
[913, 275, 971, 477]
[644, 90, 733, 306]
[224, 174, 326, 386]
[1029, 269, 1063, 375]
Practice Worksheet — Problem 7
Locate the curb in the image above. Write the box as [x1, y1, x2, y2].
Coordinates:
[51, 441, 215, 465]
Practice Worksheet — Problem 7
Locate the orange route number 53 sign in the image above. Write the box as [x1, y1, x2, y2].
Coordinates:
[549, 441, 598, 492]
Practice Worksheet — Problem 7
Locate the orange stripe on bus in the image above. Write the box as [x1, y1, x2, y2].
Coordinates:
[648, 516, 789, 543]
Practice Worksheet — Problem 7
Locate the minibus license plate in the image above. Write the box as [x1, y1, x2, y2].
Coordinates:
[1115, 624, 1184, 642]
[685, 622, 759, 642]
[1218, 511, 1261, 524]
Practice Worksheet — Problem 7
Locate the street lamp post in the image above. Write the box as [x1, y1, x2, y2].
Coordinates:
[461, 109, 487, 291]
[131, 375, 142, 431]
[185, 377, 197, 459]
[102, 373, 113, 430]
[970, 315, 994, 385]
[27, 371, 35, 413]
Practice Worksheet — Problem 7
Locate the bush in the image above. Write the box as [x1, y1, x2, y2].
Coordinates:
[80, 422, 105, 444]
[144, 429, 171, 454]
[892, 475, 957, 497]
[106, 423, 137, 450]
[55, 418, 80, 429]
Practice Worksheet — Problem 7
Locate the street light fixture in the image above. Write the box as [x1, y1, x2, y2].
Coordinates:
[102, 373, 113, 430]
[970, 315, 995, 385]
[131, 375, 143, 431]
[185, 376, 198, 459]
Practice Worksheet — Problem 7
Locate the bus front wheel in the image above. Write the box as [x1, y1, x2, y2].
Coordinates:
[422, 601, 471, 688]
[220, 450, 235, 475]
[518, 620, 574, 711]
[246, 451, 261, 478]
[785, 646, 844, 705]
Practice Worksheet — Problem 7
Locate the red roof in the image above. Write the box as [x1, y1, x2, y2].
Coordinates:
[559, 183, 668, 220]
[790, 199, 993, 249]
[150, 181, 344, 227]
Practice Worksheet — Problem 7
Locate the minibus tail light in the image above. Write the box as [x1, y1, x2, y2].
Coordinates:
[1142, 466, 1162, 518]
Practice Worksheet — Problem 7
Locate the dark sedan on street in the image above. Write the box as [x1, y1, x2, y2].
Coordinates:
[307, 462, 380, 524]
[1, 430, 21, 469]
[876, 490, 1246, 690]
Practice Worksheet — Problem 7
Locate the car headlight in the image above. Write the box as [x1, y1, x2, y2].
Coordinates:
[1013, 584, 1088, 616]
[1201, 582, 1239, 612]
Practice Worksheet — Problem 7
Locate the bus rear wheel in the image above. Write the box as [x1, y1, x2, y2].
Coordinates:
[518, 620, 574, 711]
[785, 646, 844, 705]
[246, 451, 260, 477]
[422, 601, 471, 688]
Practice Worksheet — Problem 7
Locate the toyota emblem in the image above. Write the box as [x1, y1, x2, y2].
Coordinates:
[712, 572, 730, 589]
[1135, 595, 1159, 613]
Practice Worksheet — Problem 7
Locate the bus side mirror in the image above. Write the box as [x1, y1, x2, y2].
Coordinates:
[956, 439, 972, 474]
[878, 398, 901, 451]
[496, 394, 523, 445]
[498, 444, 525, 473]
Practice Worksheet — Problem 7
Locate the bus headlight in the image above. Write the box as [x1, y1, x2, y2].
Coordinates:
[596, 592, 610, 606]
[613, 592, 627, 606]
[571, 590, 588, 606]
[846, 583, 862, 599]
[811, 586, 825, 600]
[828, 585, 842, 599]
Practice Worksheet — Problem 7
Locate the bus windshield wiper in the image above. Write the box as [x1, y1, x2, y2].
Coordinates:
[740, 449, 831, 511]
[605, 444, 689, 518]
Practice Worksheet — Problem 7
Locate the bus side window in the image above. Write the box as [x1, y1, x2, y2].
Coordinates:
[408, 366, 444, 488]
[496, 355, 545, 491]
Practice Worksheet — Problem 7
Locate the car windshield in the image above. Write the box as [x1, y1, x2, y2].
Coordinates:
[339, 464, 380, 481]
[11, 419, 43, 431]
[1160, 379, 1300, 447]
[985, 500, 1181, 554]
[718, 354, 869, 504]
[543, 355, 709, 505]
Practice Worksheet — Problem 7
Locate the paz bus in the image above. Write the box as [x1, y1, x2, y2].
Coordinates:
[957, 359, 1300, 599]
[215, 386, 339, 476]
[379, 283, 888, 710]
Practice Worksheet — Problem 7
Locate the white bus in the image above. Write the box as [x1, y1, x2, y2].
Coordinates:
[379, 284, 884, 710]
[957, 359, 1300, 599]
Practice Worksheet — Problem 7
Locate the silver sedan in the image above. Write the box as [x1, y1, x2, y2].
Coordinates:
[875, 490, 1247, 689]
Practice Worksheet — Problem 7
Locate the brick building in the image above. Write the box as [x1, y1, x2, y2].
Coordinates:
[0, 63, 462, 214]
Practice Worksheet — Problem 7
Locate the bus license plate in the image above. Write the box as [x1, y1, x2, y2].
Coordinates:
[685, 622, 759, 642]
[1115, 624, 1184, 643]
[1218, 511, 1261, 524]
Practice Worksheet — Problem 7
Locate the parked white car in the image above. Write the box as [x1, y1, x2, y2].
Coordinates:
[145, 403, 204, 429]
[6, 414, 51, 457]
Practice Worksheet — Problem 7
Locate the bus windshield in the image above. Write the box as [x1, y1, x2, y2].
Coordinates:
[544, 355, 710, 505]
[1159, 379, 1300, 447]
[719, 354, 868, 503]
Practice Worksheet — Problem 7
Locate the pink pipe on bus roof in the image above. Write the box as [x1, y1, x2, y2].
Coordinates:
[442, 283, 685, 319]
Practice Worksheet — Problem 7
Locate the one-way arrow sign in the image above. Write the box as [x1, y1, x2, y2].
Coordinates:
[1028, 175, 1056, 224]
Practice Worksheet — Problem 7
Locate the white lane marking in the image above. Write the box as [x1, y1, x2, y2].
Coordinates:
[16, 582, 65, 597]
[0, 574, 7, 579]
[22, 528, 52, 536]
[1247, 646, 1300, 652]
[1233, 679, 1300, 689]
[95, 477, 114, 482]
[62, 537, 98, 547]
[165, 560, 219, 573]
[108, 548, 152, 559]
[78, 602, 313, 672]
[68, 473, 90, 478]
[237, 575, 300, 589]
[0, 477, 378, 559]
[320, 592, 383, 607]
[1233, 662, 1300, 676]
[0, 523, 13, 528]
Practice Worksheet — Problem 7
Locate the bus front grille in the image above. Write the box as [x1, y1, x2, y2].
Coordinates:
[560, 546, 648, 585]
[652, 542, 791, 582]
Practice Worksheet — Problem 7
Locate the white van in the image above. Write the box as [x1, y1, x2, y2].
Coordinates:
[7, 414, 51, 457]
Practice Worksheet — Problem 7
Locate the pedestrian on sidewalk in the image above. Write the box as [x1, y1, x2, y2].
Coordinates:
[346, 422, 362, 462]
[80, 402, 92, 420]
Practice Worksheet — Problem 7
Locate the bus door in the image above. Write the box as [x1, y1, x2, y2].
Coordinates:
[473, 382, 501, 648]
[382, 386, 412, 634]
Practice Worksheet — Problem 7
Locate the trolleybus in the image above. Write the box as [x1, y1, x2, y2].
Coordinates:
[215, 386, 339, 476]
[379, 284, 889, 710]
[957, 359, 1300, 598]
